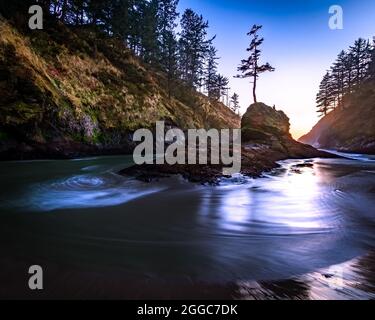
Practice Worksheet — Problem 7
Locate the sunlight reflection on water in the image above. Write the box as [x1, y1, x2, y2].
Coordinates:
[0, 155, 374, 294]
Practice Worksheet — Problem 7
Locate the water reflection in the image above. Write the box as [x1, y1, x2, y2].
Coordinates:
[0, 155, 374, 299]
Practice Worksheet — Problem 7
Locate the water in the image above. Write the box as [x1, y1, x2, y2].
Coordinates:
[0, 154, 374, 299]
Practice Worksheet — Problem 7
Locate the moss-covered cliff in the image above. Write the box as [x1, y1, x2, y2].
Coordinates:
[0, 17, 239, 159]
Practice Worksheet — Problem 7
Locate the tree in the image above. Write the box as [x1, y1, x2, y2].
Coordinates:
[316, 72, 334, 117]
[158, 0, 179, 65]
[235, 24, 275, 103]
[158, 0, 179, 95]
[205, 46, 219, 99]
[330, 50, 347, 107]
[343, 51, 355, 93]
[179, 9, 213, 88]
[349, 38, 371, 87]
[209, 74, 229, 102]
[367, 38, 375, 81]
[2, 0, 238, 100]
[230, 93, 241, 114]
[139, 0, 160, 65]
[217, 74, 229, 102]
[163, 30, 179, 98]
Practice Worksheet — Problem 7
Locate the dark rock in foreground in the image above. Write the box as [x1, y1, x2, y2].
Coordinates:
[121, 103, 336, 184]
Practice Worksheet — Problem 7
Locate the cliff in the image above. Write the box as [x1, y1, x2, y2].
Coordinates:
[0, 17, 239, 160]
[299, 85, 375, 154]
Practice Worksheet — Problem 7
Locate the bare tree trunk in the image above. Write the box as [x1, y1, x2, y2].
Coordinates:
[253, 74, 257, 103]
[253, 44, 258, 103]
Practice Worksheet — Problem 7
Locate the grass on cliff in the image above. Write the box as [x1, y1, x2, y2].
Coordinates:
[0, 17, 239, 146]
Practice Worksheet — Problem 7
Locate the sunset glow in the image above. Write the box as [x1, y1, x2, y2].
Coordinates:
[178, 0, 375, 137]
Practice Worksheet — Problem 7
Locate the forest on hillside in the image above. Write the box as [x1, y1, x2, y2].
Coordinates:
[316, 37, 375, 116]
[1, 0, 245, 112]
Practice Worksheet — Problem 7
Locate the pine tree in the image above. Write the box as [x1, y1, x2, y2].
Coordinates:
[163, 30, 179, 98]
[205, 46, 220, 99]
[110, 1, 135, 41]
[139, 0, 160, 65]
[343, 51, 355, 93]
[235, 25, 275, 103]
[331, 51, 347, 107]
[316, 72, 334, 117]
[349, 38, 371, 87]
[179, 9, 213, 88]
[210, 74, 229, 102]
[158, 0, 179, 65]
[367, 38, 375, 81]
[230, 93, 241, 114]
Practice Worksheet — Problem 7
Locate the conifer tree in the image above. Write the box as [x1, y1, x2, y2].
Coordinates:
[331, 51, 347, 106]
[230, 93, 241, 114]
[179, 9, 213, 88]
[367, 38, 375, 81]
[205, 46, 220, 99]
[316, 72, 334, 116]
[349, 38, 371, 87]
[163, 30, 179, 98]
[235, 25, 275, 103]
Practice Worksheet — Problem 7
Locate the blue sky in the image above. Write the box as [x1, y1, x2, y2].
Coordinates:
[178, 0, 375, 138]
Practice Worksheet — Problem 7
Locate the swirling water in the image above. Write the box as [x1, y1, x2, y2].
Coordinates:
[0, 154, 374, 299]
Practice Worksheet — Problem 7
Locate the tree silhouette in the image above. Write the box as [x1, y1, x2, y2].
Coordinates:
[316, 72, 334, 116]
[316, 37, 374, 116]
[235, 25, 275, 103]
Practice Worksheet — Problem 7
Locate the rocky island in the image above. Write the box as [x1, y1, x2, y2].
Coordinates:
[121, 103, 334, 184]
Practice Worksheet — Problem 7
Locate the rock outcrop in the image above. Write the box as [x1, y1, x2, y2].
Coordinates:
[121, 103, 335, 184]
[241, 103, 330, 159]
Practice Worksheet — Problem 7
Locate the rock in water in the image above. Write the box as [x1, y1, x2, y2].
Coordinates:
[241, 103, 333, 159]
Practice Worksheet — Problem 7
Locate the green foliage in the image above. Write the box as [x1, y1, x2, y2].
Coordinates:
[230, 93, 240, 113]
[0, 12, 240, 149]
[179, 9, 213, 88]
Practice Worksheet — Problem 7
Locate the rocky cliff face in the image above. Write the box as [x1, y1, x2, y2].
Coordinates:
[299, 85, 375, 154]
[0, 18, 239, 160]
[241, 103, 329, 159]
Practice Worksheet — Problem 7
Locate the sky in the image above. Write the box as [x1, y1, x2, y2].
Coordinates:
[177, 0, 375, 138]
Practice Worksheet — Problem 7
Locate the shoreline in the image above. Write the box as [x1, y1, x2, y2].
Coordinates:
[120, 145, 337, 184]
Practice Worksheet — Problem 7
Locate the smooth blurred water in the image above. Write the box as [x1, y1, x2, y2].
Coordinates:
[0, 154, 374, 299]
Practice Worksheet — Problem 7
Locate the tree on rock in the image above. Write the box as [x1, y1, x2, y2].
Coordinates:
[235, 25, 275, 103]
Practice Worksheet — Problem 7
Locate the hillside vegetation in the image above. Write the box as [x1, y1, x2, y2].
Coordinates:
[299, 85, 375, 154]
[0, 18, 239, 159]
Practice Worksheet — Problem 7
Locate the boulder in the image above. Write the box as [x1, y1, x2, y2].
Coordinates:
[241, 103, 291, 142]
[241, 102, 334, 159]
